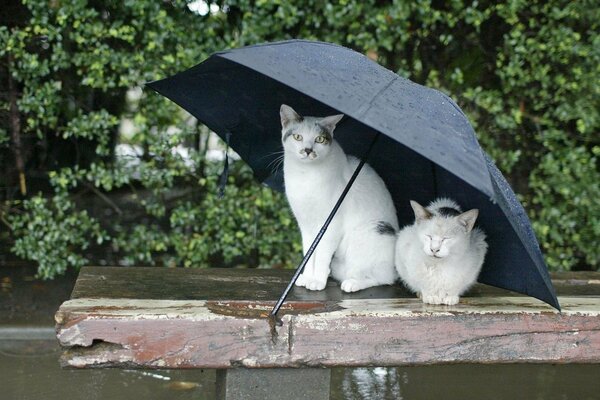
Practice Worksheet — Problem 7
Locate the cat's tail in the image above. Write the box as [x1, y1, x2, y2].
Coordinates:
[375, 221, 397, 235]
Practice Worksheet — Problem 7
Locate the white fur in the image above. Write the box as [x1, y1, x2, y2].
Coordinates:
[280, 104, 399, 292]
[395, 198, 488, 305]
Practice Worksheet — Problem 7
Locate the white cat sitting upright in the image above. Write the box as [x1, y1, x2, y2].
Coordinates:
[395, 198, 488, 305]
[280, 104, 399, 293]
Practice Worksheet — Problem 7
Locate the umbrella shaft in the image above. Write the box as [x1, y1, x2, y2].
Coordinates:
[269, 132, 381, 323]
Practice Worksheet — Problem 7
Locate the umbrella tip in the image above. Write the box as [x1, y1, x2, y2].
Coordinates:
[267, 313, 283, 342]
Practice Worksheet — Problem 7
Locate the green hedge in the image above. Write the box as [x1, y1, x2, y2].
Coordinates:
[1, 0, 598, 278]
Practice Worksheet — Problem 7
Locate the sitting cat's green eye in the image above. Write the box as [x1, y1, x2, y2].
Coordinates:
[293, 133, 302, 141]
[315, 135, 327, 144]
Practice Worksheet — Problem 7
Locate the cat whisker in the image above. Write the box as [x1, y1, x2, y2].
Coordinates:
[260, 150, 284, 162]
[264, 150, 286, 174]
[267, 154, 285, 171]
[269, 156, 285, 174]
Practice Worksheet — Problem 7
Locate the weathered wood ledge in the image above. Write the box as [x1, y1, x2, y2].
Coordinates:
[55, 267, 600, 368]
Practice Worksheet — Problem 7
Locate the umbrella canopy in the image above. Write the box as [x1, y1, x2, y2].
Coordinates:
[147, 40, 559, 310]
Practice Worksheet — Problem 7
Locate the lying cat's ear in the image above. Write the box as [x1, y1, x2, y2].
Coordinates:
[280, 104, 302, 128]
[457, 209, 479, 232]
[318, 114, 344, 134]
[410, 200, 432, 222]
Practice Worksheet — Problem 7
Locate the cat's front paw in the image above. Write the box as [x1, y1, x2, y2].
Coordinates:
[295, 273, 308, 288]
[421, 293, 459, 305]
[440, 295, 459, 305]
[421, 293, 444, 305]
[340, 279, 364, 293]
[303, 276, 327, 291]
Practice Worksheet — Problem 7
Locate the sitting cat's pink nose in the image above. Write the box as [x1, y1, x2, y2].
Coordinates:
[431, 247, 440, 253]
[305, 148, 313, 154]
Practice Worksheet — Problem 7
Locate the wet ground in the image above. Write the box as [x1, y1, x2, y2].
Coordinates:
[2, 265, 600, 399]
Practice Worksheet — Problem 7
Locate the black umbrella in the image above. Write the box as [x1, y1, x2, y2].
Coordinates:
[147, 40, 560, 313]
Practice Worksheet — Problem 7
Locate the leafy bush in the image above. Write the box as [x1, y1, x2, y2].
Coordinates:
[10, 193, 107, 279]
[1, 0, 598, 277]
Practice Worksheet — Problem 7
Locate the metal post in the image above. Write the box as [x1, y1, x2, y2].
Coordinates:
[216, 368, 331, 400]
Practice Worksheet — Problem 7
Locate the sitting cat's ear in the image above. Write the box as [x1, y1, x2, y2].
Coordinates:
[318, 114, 344, 134]
[280, 104, 302, 128]
[410, 200, 432, 222]
[457, 209, 479, 232]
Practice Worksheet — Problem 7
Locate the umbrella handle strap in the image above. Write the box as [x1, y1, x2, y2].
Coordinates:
[269, 132, 382, 328]
[218, 131, 232, 198]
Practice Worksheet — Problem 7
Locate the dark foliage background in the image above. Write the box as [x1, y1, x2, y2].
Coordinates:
[1, 0, 598, 278]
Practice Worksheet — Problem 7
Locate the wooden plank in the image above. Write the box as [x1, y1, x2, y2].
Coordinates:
[68, 267, 600, 301]
[69, 266, 414, 301]
[56, 267, 600, 368]
[56, 296, 600, 368]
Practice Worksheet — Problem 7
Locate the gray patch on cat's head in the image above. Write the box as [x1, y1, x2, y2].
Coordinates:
[282, 128, 294, 142]
[281, 105, 305, 144]
[317, 124, 333, 143]
[437, 207, 461, 218]
[375, 221, 396, 236]
[296, 113, 343, 144]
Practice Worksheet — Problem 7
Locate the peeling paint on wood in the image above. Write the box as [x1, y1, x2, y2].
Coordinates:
[56, 296, 600, 368]
[55, 268, 600, 369]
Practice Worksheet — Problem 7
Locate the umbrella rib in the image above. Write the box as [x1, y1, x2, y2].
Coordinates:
[268, 132, 382, 329]
[357, 76, 399, 119]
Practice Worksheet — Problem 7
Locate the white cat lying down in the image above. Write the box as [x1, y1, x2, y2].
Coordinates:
[280, 104, 399, 293]
[395, 198, 488, 305]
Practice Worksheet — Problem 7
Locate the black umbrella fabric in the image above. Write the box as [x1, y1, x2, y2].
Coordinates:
[147, 40, 559, 310]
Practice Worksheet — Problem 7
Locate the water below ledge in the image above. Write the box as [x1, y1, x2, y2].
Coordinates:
[2, 335, 599, 400]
